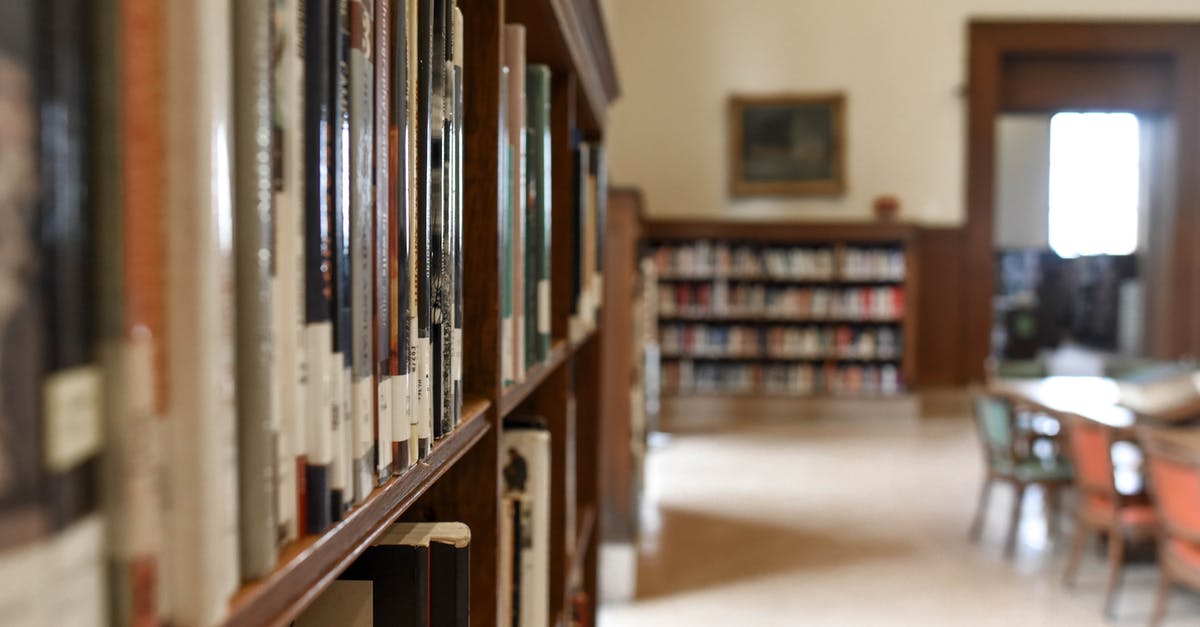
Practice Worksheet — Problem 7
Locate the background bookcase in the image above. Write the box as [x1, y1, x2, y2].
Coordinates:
[222, 1, 618, 625]
[647, 220, 919, 399]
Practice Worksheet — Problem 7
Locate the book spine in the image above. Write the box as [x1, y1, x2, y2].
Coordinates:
[430, 537, 470, 627]
[330, 0, 352, 521]
[0, 6, 51, 625]
[503, 25, 526, 384]
[164, 0, 240, 621]
[389, 0, 413, 471]
[349, 0, 378, 504]
[272, 0, 305, 546]
[526, 64, 552, 366]
[502, 427, 551, 627]
[428, 0, 447, 441]
[499, 65, 513, 388]
[570, 138, 585, 342]
[303, 0, 334, 535]
[406, 0, 422, 465]
[234, 0, 281, 579]
[451, 7, 464, 430]
[415, 0, 434, 459]
[373, 0, 397, 482]
[591, 145, 606, 315]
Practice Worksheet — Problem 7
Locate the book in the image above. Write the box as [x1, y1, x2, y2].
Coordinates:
[374, 0, 400, 480]
[429, 0, 449, 441]
[570, 139, 589, 342]
[389, 0, 414, 472]
[526, 64, 552, 367]
[589, 144, 605, 329]
[350, 0, 381, 503]
[272, 0, 307, 546]
[503, 25, 526, 384]
[0, 5, 51, 624]
[502, 423, 550, 627]
[303, 0, 335, 535]
[164, 0, 240, 621]
[499, 65, 513, 388]
[414, 0, 434, 459]
[331, 0, 353, 521]
[451, 7, 465, 432]
[234, 0, 281, 579]
[298, 521, 471, 627]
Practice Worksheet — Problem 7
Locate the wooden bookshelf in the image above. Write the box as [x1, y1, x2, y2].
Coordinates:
[648, 219, 919, 399]
[220, 1, 619, 626]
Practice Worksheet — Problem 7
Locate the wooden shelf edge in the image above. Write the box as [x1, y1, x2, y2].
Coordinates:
[224, 399, 492, 627]
[499, 339, 570, 416]
[569, 327, 598, 351]
[660, 353, 903, 363]
[658, 315, 904, 324]
[657, 275, 905, 285]
[645, 219, 917, 242]
[660, 391, 914, 401]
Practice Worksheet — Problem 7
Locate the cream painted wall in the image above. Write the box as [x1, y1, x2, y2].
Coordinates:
[603, 0, 1200, 224]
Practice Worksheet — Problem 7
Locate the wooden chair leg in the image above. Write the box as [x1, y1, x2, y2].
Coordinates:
[969, 477, 993, 543]
[1005, 483, 1027, 558]
[1103, 530, 1125, 617]
[1063, 520, 1089, 587]
[1149, 569, 1171, 627]
[1045, 485, 1062, 540]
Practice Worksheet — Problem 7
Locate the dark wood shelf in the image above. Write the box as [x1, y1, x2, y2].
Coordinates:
[499, 339, 571, 417]
[658, 313, 903, 324]
[661, 390, 912, 400]
[645, 219, 916, 243]
[224, 399, 492, 627]
[570, 327, 599, 351]
[660, 352, 902, 363]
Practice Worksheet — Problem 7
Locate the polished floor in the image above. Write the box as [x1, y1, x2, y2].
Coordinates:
[599, 410, 1200, 627]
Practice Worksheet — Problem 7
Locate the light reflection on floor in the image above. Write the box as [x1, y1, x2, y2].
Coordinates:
[600, 413, 1200, 627]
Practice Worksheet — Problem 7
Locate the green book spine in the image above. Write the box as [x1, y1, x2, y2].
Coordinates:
[526, 64, 552, 364]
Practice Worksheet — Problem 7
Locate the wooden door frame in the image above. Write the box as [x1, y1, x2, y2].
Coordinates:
[964, 21, 1200, 381]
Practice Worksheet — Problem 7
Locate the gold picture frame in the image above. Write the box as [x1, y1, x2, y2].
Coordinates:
[729, 93, 846, 197]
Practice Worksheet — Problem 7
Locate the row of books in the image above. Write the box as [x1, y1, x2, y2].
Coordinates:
[296, 522, 472, 627]
[658, 284, 905, 320]
[496, 28, 607, 386]
[660, 324, 902, 361]
[662, 362, 904, 396]
[0, 0, 508, 624]
[653, 242, 905, 281]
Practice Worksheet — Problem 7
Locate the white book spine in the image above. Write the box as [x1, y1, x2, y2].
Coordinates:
[408, 318, 419, 464]
[330, 357, 347, 512]
[305, 323, 334, 474]
[164, 0, 240, 620]
[417, 337, 432, 457]
[376, 377, 392, 480]
[353, 377, 375, 500]
[503, 429, 550, 627]
[0, 538, 49, 627]
[392, 373, 410, 470]
[45, 514, 107, 627]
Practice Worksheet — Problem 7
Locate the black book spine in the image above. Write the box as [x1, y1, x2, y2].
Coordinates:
[451, 8, 463, 430]
[430, 540, 469, 627]
[38, 0, 102, 534]
[330, 0, 353, 522]
[428, 0, 447, 441]
[343, 544, 430, 627]
[303, 0, 334, 535]
[390, 0, 413, 469]
[372, 0, 392, 484]
[415, 0, 434, 458]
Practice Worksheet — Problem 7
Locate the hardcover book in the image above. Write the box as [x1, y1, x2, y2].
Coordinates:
[502, 25, 526, 383]
[502, 424, 550, 627]
[526, 64, 552, 366]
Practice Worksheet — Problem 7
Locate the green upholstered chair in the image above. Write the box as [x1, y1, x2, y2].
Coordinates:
[970, 395, 1074, 557]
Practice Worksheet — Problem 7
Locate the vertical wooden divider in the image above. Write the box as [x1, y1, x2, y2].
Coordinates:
[572, 333, 601, 613]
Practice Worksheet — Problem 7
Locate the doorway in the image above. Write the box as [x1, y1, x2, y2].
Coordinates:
[964, 21, 1200, 381]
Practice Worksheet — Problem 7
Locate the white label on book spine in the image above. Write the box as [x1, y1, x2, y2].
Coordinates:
[453, 327, 462, 387]
[119, 337, 161, 556]
[418, 338, 432, 440]
[305, 324, 334, 466]
[392, 373, 409, 451]
[43, 366, 103, 473]
[331, 362, 346, 493]
[375, 377, 392, 477]
[501, 319, 513, 383]
[47, 514, 107, 627]
[537, 279, 550, 335]
[515, 315, 526, 382]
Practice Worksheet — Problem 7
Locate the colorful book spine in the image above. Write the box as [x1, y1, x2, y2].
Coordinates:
[234, 0, 281, 579]
[272, 0, 307, 546]
[303, 0, 335, 535]
[389, 0, 413, 471]
[503, 26, 527, 383]
[499, 64, 513, 388]
[414, 0, 434, 459]
[526, 64, 553, 365]
[373, 0, 397, 483]
[0, 5, 51, 625]
[349, 0, 379, 504]
[164, 0, 240, 621]
[330, 0, 353, 521]
[428, 0, 448, 441]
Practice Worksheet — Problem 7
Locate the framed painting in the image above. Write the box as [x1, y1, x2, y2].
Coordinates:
[729, 93, 846, 196]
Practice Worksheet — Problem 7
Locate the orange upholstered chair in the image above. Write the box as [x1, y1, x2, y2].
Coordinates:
[1061, 415, 1157, 617]
[1139, 428, 1200, 627]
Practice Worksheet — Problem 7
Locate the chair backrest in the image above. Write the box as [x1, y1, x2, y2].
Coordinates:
[1140, 429, 1200, 545]
[974, 395, 1013, 465]
[1063, 415, 1115, 498]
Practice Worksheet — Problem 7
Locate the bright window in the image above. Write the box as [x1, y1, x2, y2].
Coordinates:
[1048, 112, 1140, 258]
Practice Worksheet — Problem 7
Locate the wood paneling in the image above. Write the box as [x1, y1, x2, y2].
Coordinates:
[1001, 53, 1173, 113]
[598, 188, 643, 543]
[915, 227, 966, 387]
